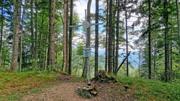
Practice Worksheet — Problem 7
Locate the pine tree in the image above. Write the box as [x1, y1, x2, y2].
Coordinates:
[69, 0, 73, 74]
[0, 1, 4, 67]
[148, 0, 152, 79]
[95, 0, 99, 77]
[11, 0, 20, 71]
[163, 0, 170, 82]
[115, 0, 120, 74]
[125, 0, 129, 76]
[108, 0, 113, 73]
[48, 0, 56, 67]
[82, 0, 92, 78]
[63, 0, 69, 72]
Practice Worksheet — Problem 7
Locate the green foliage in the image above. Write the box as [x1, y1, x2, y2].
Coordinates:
[76, 42, 84, 56]
[139, 0, 180, 80]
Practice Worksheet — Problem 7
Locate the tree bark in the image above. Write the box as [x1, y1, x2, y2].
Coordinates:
[11, 0, 20, 71]
[0, 1, 4, 67]
[108, 0, 113, 73]
[176, 0, 180, 52]
[19, 0, 26, 71]
[95, 0, 99, 77]
[48, 0, 56, 67]
[153, 42, 157, 79]
[105, 0, 109, 72]
[69, 0, 73, 74]
[164, 0, 170, 82]
[148, 0, 152, 79]
[34, 0, 38, 67]
[30, 0, 35, 64]
[125, 0, 129, 76]
[115, 0, 120, 73]
[63, 0, 69, 72]
[82, 0, 92, 78]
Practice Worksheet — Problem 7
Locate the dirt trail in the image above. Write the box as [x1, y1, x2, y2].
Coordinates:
[22, 82, 92, 101]
[21, 75, 135, 101]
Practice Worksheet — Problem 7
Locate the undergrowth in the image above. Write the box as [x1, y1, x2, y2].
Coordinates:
[117, 77, 180, 101]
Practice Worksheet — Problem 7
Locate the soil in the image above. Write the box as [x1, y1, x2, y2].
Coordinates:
[21, 74, 136, 101]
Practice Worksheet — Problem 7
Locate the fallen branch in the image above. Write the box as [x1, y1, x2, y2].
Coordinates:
[115, 52, 131, 74]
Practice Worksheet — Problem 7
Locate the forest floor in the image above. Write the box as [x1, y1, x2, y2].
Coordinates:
[0, 71, 179, 101]
[21, 73, 135, 101]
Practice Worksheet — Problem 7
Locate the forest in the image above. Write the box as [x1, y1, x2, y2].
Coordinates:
[0, 0, 180, 101]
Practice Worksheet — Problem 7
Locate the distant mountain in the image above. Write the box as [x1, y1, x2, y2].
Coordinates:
[90, 48, 141, 68]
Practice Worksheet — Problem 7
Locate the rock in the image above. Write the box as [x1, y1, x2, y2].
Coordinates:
[76, 84, 98, 98]
[90, 90, 98, 96]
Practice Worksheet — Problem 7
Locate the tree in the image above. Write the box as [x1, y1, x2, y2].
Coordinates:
[82, 0, 92, 78]
[105, 0, 109, 72]
[63, 0, 69, 72]
[148, 0, 152, 79]
[95, 0, 99, 77]
[11, 0, 20, 71]
[108, 0, 113, 73]
[115, 0, 120, 74]
[69, 0, 73, 74]
[125, 0, 129, 76]
[176, 0, 180, 52]
[48, 0, 56, 68]
[30, 0, 35, 64]
[19, 0, 26, 71]
[34, 0, 38, 67]
[0, 0, 4, 67]
[163, 0, 170, 82]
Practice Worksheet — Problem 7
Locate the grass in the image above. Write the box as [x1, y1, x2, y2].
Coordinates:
[0, 71, 179, 101]
[0, 71, 58, 101]
[117, 77, 180, 101]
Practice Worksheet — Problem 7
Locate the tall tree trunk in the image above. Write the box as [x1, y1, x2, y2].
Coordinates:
[169, 16, 174, 80]
[95, 0, 99, 77]
[108, 0, 113, 73]
[11, 0, 20, 71]
[34, 0, 38, 67]
[63, 0, 69, 72]
[19, 0, 26, 71]
[176, 0, 180, 52]
[82, 0, 92, 78]
[115, 0, 120, 74]
[38, 14, 45, 68]
[148, 0, 152, 79]
[0, 1, 4, 67]
[153, 42, 157, 79]
[125, 0, 129, 76]
[163, 0, 170, 82]
[139, 48, 142, 77]
[30, 0, 35, 65]
[69, 0, 73, 75]
[112, 1, 116, 73]
[48, 0, 56, 68]
[105, 0, 109, 72]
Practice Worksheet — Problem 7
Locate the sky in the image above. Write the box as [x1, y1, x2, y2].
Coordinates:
[74, 0, 144, 68]
[74, 0, 144, 51]
[75, 0, 96, 20]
